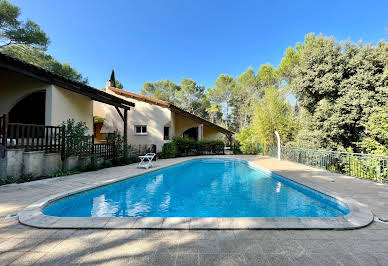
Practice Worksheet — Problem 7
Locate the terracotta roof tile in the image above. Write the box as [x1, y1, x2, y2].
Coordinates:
[108, 87, 234, 135]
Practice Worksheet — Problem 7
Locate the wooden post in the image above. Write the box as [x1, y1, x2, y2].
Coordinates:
[91, 135, 95, 155]
[1, 114, 8, 158]
[1, 114, 8, 147]
[123, 109, 128, 159]
[61, 128, 65, 161]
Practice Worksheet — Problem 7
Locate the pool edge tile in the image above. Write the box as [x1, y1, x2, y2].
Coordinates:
[17, 156, 375, 230]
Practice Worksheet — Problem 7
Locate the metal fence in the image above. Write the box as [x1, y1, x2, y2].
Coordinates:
[63, 136, 120, 160]
[269, 146, 388, 183]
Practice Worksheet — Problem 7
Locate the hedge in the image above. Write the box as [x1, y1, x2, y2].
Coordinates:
[162, 137, 224, 158]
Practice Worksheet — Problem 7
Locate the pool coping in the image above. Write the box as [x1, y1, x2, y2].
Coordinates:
[18, 156, 374, 230]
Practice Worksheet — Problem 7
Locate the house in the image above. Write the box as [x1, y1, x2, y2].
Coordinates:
[0, 51, 231, 179]
[0, 53, 135, 178]
[0, 53, 134, 133]
[94, 83, 233, 152]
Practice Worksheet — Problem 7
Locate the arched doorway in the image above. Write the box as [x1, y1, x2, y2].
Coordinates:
[182, 127, 198, 140]
[9, 91, 46, 125]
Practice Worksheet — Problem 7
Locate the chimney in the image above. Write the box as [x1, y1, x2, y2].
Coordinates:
[106, 80, 112, 89]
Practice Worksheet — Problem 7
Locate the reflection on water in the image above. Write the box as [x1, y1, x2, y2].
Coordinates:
[91, 195, 118, 217]
[276, 182, 282, 193]
[146, 174, 163, 194]
[44, 159, 349, 218]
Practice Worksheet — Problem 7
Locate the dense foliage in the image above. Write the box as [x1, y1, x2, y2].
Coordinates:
[60, 119, 89, 156]
[144, 34, 388, 155]
[2, 45, 88, 83]
[0, 0, 48, 49]
[359, 102, 388, 155]
[3, 0, 386, 156]
[283, 34, 388, 154]
[162, 142, 177, 158]
[0, 0, 88, 84]
[141, 78, 209, 118]
[162, 137, 224, 158]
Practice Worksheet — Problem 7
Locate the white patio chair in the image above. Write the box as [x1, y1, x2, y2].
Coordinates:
[137, 153, 156, 169]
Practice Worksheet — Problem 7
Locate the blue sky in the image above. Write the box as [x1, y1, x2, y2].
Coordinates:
[11, 0, 388, 93]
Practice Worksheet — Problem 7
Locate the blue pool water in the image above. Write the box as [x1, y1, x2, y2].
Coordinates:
[43, 159, 349, 217]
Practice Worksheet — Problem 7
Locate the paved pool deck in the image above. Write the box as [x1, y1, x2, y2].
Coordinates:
[0, 155, 388, 265]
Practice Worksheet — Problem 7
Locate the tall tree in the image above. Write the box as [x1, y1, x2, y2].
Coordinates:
[2, 45, 88, 83]
[359, 102, 388, 155]
[109, 69, 123, 89]
[176, 78, 205, 114]
[140, 79, 181, 104]
[0, 0, 49, 49]
[206, 102, 223, 123]
[251, 86, 299, 147]
[232, 67, 258, 130]
[208, 74, 235, 129]
[257, 64, 279, 89]
[285, 34, 388, 151]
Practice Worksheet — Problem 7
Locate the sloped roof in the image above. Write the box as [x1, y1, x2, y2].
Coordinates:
[0, 53, 135, 110]
[108, 87, 234, 135]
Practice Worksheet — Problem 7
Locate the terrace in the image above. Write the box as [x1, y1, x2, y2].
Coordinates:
[0, 155, 387, 265]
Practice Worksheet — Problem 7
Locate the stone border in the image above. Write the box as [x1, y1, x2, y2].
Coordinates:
[19, 157, 374, 230]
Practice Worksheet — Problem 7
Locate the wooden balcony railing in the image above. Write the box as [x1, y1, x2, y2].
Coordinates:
[0, 113, 155, 162]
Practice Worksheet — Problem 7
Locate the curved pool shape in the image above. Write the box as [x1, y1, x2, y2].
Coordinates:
[43, 159, 349, 218]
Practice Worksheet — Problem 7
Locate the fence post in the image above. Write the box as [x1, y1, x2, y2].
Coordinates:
[61, 128, 65, 161]
[152, 144, 157, 161]
[91, 135, 96, 165]
[2, 114, 8, 146]
[376, 159, 382, 183]
[91, 135, 95, 156]
[1, 114, 8, 158]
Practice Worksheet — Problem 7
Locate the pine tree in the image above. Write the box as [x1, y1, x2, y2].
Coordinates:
[110, 70, 116, 87]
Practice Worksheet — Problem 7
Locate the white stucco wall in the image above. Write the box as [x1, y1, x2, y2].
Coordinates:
[94, 89, 227, 152]
[93, 100, 106, 118]
[46, 85, 93, 134]
[96, 95, 172, 152]
[0, 69, 93, 134]
[173, 113, 201, 137]
[0, 69, 48, 115]
[203, 125, 223, 141]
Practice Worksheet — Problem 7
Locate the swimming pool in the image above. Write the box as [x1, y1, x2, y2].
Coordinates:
[43, 158, 349, 218]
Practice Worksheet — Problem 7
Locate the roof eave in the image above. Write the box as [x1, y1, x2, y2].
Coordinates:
[0, 53, 135, 110]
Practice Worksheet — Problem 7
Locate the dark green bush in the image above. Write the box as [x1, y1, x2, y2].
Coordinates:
[103, 160, 113, 168]
[162, 142, 177, 158]
[0, 176, 17, 186]
[232, 141, 242, 154]
[120, 156, 137, 165]
[162, 137, 224, 158]
[19, 174, 36, 183]
[106, 130, 125, 163]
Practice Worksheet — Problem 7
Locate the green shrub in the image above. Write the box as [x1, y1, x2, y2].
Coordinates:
[19, 174, 35, 183]
[120, 156, 137, 165]
[162, 137, 224, 157]
[85, 156, 101, 171]
[0, 176, 17, 186]
[103, 160, 113, 168]
[106, 130, 127, 164]
[60, 119, 90, 156]
[52, 169, 81, 177]
[235, 127, 261, 154]
[162, 142, 177, 158]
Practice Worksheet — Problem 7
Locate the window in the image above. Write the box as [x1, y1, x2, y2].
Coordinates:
[134, 125, 147, 135]
[164, 127, 170, 140]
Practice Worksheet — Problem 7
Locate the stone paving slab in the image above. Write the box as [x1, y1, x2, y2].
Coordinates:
[0, 155, 387, 265]
[17, 156, 374, 230]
